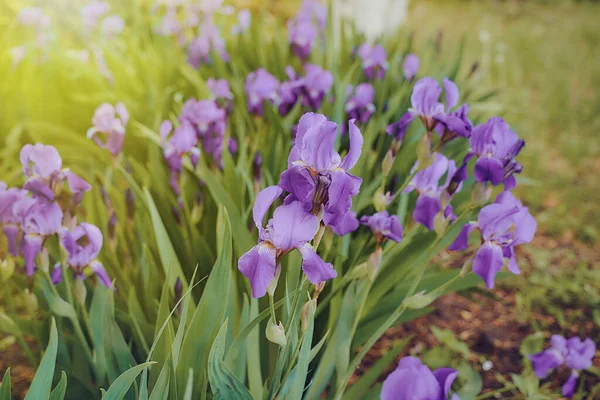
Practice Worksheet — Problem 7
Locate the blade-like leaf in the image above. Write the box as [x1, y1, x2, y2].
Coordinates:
[102, 362, 155, 400]
[49, 371, 68, 400]
[0, 368, 11, 400]
[25, 318, 58, 400]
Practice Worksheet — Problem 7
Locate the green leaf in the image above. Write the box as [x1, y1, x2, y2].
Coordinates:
[455, 362, 482, 400]
[148, 361, 170, 400]
[89, 284, 110, 383]
[39, 279, 77, 320]
[103, 362, 155, 400]
[0, 313, 21, 336]
[290, 298, 315, 400]
[25, 318, 58, 400]
[177, 207, 233, 396]
[182, 369, 194, 400]
[208, 320, 253, 400]
[49, 371, 68, 400]
[0, 368, 11, 400]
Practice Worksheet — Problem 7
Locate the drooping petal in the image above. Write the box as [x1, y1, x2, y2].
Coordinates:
[3, 225, 20, 256]
[562, 372, 578, 398]
[448, 222, 477, 251]
[472, 241, 505, 289]
[474, 157, 505, 185]
[381, 357, 442, 400]
[503, 246, 520, 274]
[299, 244, 337, 284]
[433, 367, 459, 400]
[329, 210, 359, 236]
[253, 185, 282, 230]
[279, 166, 315, 203]
[23, 178, 54, 200]
[238, 243, 277, 298]
[90, 260, 113, 288]
[413, 194, 441, 231]
[22, 233, 43, 276]
[67, 172, 92, 203]
[271, 201, 318, 251]
[386, 112, 416, 141]
[324, 172, 361, 226]
[442, 78, 459, 111]
[339, 119, 363, 171]
[50, 264, 63, 285]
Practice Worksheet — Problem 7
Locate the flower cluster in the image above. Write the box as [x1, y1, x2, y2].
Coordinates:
[529, 335, 596, 398]
[287, 0, 327, 60]
[238, 112, 364, 297]
[381, 356, 460, 400]
[0, 144, 110, 288]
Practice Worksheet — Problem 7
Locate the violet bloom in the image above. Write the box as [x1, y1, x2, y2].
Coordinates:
[160, 120, 199, 195]
[278, 77, 304, 116]
[297, 0, 327, 30]
[345, 83, 375, 125]
[238, 189, 336, 298]
[449, 191, 536, 288]
[55, 223, 112, 288]
[13, 197, 63, 276]
[17, 7, 50, 30]
[81, 1, 110, 28]
[288, 18, 318, 60]
[387, 77, 471, 141]
[207, 78, 233, 113]
[360, 211, 402, 243]
[404, 153, 459, 230]
[301, 64, 333, 110]
[0, 185, 28, 256]
[245, 69, 280, 115]
[279, 113, 363, 235]
[468, 117, 525, 190]
[529, 335, 596, 398]
[188, 23, 228, 68]
[179, 99, 227, 167]
[101, 15, 125, 37]
[357, 43, 388, 80]
[232, 9, 251, 34]
[87, 102, 129, 156]
[402, 53, 420, 81]
[381, 356, 459, 400]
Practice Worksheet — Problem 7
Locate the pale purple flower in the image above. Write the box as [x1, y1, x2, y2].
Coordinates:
[381, 356, 459, 400]
[207, 78, 233, 112]
[87, 102, 129, 156]
[81, 2, 110, 28]
[360, 211, 402, 243]
[387, 77, 471, 141]
[156, 9, 182, 38]
[529, 335, 596, 398]
[179, 99, 226, 166]
[20, 143, 62, 180]
[67, 171, 92, 205]
[101, 15, 125, 37]
[288, 19, 318, 60]
[279, 113, 363, 235]
[188, 23, 228, 67]
[13, 197, 63, 276]
[468, 117, 525, 190]
[357, 43, 388, 80]
[238, 189, 336, 298]
[245, 69, 280, 115]
[160, 120, 199, 194]
[0, 185, 28, 256]
[297, 0, 327, 30]
[300, 64, 333, 109]
[17, 7, 50, 30]
[232, 9, 251, 34]
[404, 153, 459, 230]
[402, 53, 420, 81]
[60, 223, 103, 269]
[449, 191, 536, 288]
[345, 83, 375, 125]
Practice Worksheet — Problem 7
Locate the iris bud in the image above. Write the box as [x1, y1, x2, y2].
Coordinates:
[266, 318, 287, 347]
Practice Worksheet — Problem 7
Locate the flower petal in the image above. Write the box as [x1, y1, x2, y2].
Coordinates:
[448, 222, 477, 251]
[279, 166, 315, 203]
[433, 367, 459, 400]
[238, 243, 277, 298]
[443, 78, 459, 110]
[272, 201, 318, 250]
[413, 194, 441, 231]
[340, 119, 363, 171]
[474, 157, 504, 185]
[253, 185, 282, 230]
[472, 241, 505, 289]
[299, 244, 336, 284]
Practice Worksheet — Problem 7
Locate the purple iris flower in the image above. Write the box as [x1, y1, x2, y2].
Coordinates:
[279, 113, 363, 235]
[60, 223, 103, 268]
[232, 9, 251, 34]
[402, 53, 420, 81]
[300, 64, 333, 109]
[404, 153, 459, 230]
[13, 196, 63, 276]
[449, 191, 536, 288]
[87, 102, 129, 156]
[360, 211, 402, 243]
[297, 0, 327, 30]
[387, 77, 470, 141]
[529, 335, 596, 398]
[381, 356, 459, 400]
[179, 99, 226, 167]
[238, 188, 336, 298]
[187, 22, 228, 68]
[0, 184, 28, 256]
[245, 69, 280, 116]
[345, 83, 375, 125]
[101, 15, 124, 37]
[357, 43, 388, 80]
[279, 77, 304, 116]
[207, 78, 233, 113]
[468, 117, 525, 190]
[160, 120, 199, 195]
[288, 18, 318, 60]
[81, 1, 110, 29]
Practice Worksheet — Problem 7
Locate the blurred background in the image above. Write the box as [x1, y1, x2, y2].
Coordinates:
[1, 0, 599, 397]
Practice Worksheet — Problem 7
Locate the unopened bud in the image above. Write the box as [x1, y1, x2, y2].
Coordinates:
[433, 213, 448, 237]
[0, 258, 15, 281]
[266, 318, 287, 347]
[301, 299, 316, 332]
[191, 191, 203, 224]
[23, 289, 38, 314]
[460, 255, 474, 277]
[172, 205, 182, 225]
[416, 136, 433, 170]
[373, 189, 390, 212]
[382, 150, 395, 178]
[253, 152, 262, 184]
[471, 182, 492, 206]
[74, 276, 87, 304]
[404, 290, 436, 309]
[38, 247, 50, 273]
[125, 189, 135, 218]
[267, 267, 281, 297]
[367, 247, 383, 281]
[440, 191, 451, 210]
[390, 139, 402, 156]
[313, 281, 326, 298]
[108, 212, 118, 240]
[100, 185, 112, 208]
